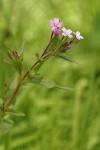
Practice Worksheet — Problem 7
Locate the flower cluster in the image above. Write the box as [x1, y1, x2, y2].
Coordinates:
[49, 17, 84, 40]
[49, 18, 63, 35]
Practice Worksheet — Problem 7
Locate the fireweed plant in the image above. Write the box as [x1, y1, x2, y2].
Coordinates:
[0, 18, 83, 133]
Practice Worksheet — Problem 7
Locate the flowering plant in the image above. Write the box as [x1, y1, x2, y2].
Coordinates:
[0, 18, 83, 133]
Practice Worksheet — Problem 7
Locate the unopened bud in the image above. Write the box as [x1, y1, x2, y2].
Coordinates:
[59, 45, 71, 53]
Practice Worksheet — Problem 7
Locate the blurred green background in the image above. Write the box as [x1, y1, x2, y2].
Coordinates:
[0, 0, 100, 149]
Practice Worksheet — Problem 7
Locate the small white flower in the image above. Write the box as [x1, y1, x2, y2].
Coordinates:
[62, 27, 73, 38]
[74, 31, 84, 40]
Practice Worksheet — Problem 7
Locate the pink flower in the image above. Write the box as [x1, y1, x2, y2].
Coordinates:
[62, 27, 73, 38]
[74, 31, 84, 40]
[52, 26, 60, 35]
[49, 18, 63, 28]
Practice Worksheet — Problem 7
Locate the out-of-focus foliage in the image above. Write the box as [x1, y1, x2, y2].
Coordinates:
[0, 0, 100, 149]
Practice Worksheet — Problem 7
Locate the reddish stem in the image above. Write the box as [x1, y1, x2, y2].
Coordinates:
[42, 35, 56, 56]
[6, 52, 53, 108]
[6, 60, 39, 108]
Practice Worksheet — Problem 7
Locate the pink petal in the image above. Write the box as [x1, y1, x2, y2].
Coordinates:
[55, 30, 60, 35]
[54, 18, 59, 25]
[49, 20, 54, 26]
[52, 26, 57, 31]
[57, 22, 63, 27]
[52, 27, 60, 35]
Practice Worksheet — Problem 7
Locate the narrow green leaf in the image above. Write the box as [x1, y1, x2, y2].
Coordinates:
[0, 117, 14, 134]
[0, 43, 10, 53]
[35, 49, 44, 59]
[34, 62, 44, 73]
[31, 76, 73, 91]
[54, 53, 79, 64]
[5, 108, 25, 117]
[0, 83, 8, 99]
[12, 59, 22, 75]
[0, 44, 23, 75]
[0, 44, 11, 63]
[49, 36, 60, 51]
[4, 58, 22, 75]
[2, 118, 14, 133]
[0, 117, 3, 131]
[20, 40, 25, 55]
[0, 107, 5, 117]
[30, 75, 43, 83]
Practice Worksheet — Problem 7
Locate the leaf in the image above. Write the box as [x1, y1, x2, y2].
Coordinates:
[34, 61, 44, 73]
[2, 118, 14, 134]
[20, 40, 25, 56]
[0, 117, 14, 134]
[0, 43, 10, 53]
[31, 76, 73, 91]
[12, 59, 22, 75]
[0, 83, 8, 99]
[0, 44, 10, 63]
[7, 50, 23, 75]
[0, 107, 5, 118]
[49, 36, 60, 51]
[5, 108, 25, 117]
[0, 44, 10, 62]
[0, 44, 23, 75]
[0, 45, 11, 86]
[0, 117, 3, 131]
[4, 57, 22, 75]
[35, 49, 44, 59]
[54, 53, 79, 64]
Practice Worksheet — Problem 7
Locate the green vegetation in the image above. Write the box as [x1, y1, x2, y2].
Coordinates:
[0, 0, 100, 149]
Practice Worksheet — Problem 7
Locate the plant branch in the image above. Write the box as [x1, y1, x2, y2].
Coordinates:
[6, 83, 20, 108]
[6, 60, 39, 108]
[42, 35, 56, 56]
[6, 52, 53, 108]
